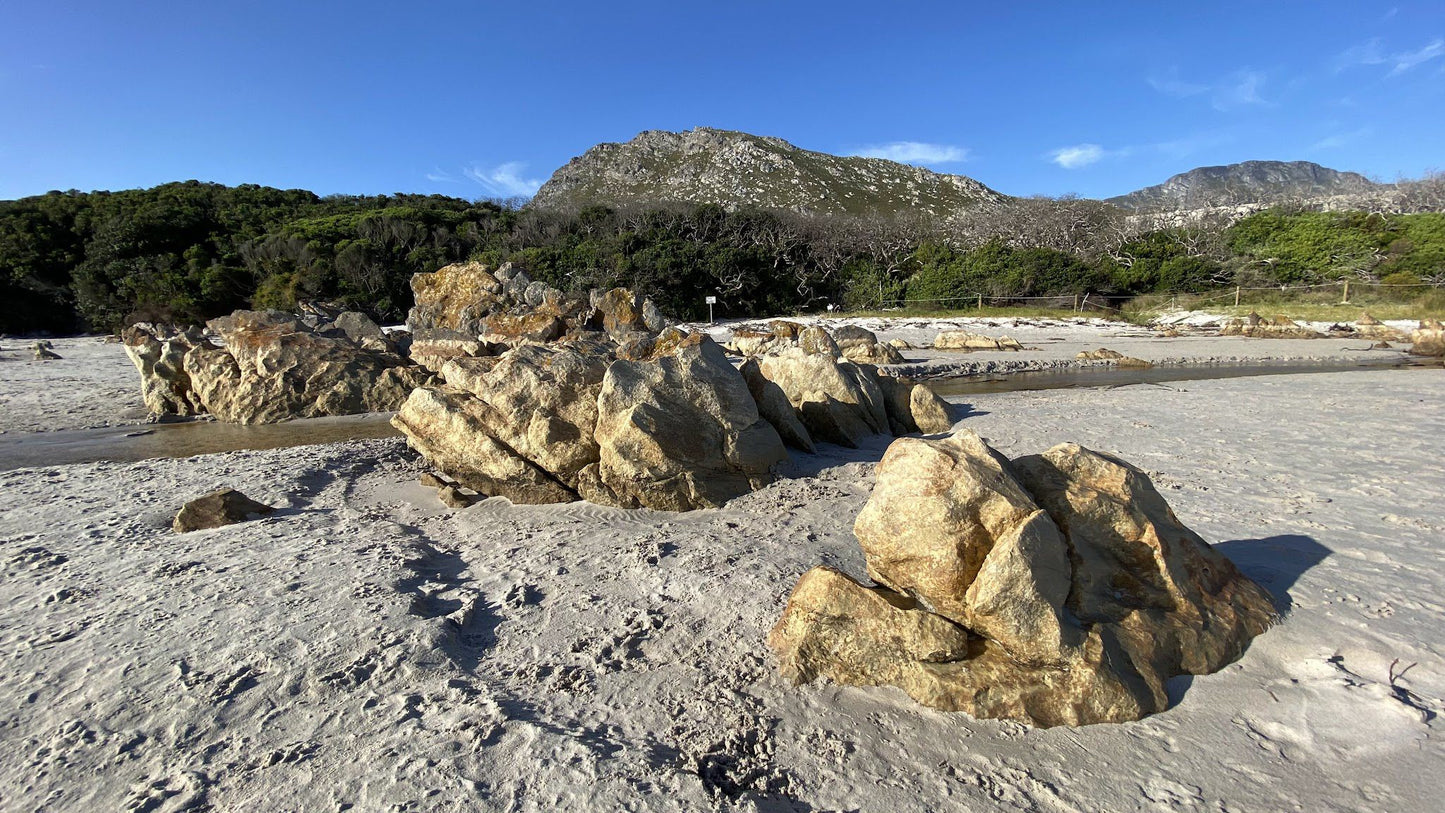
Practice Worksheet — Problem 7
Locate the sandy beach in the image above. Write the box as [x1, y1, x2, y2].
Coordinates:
[1, 320, 1441, 811]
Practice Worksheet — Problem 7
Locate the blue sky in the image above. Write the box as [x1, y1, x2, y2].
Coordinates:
[2, 1, 1442, 202]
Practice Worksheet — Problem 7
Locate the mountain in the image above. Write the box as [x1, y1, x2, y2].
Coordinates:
[1106, 160, 1385, 212]
[530, 128, 1007, 217]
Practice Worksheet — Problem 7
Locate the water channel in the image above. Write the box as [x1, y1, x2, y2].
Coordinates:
[0, 358, 1427, 471]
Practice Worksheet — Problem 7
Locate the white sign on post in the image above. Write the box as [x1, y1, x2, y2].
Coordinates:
[705, 296, 717, 324]
[704, 296, 717, 304]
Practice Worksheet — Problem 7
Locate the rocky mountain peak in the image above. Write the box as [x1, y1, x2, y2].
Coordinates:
[531, 127, 1007, 217]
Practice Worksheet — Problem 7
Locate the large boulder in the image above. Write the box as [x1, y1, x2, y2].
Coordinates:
[407, 261, 505, 336]
[583, 333, 787, 511]
[934, 331, 1023, 351]
[392, 343, 610, 503]
[176, 311, 434, 424]
[771, 430, 1276, 727]
[876, 374, 954, 435]
[124, 312, 434, 424]
[122, 323, 206, 416]
[754, 350, 889, 447]
[740, 359, 816, 453]
[1409, 319, 1444, 357]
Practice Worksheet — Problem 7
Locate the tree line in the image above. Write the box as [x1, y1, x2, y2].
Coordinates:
[2, 179, 1442, 334]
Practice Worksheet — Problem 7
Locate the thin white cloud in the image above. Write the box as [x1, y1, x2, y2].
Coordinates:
[1310, 126, 1374, 151]
[1049, 144, 1106, 169]
[1146, 67, 1208, 97]
[849, 141, 970, 164]
[1336, 38, 1387, 71]
[1389, 38, 1445, 74]
[1212, 70, 1267, 111]
[463, 161, 544, 197]
[425, 169, 458, 183]
[1337, 36, 1445, 75]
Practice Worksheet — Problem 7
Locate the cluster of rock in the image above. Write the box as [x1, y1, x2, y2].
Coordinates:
[726, 321, 906, 365]
[769, 430, 1276, 727]
[933, 330, 1023, 351]
[391, 264, 955, 510]
[406, 261, 666, 371]
[1410, 319, 1444, 357]
[1076, 348, 1152, 367]
[124, 310, 434, 424]
[1220, 313, 1323, 339]
[31, 340, 61, 360]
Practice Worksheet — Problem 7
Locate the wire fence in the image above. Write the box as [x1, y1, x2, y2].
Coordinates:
[870, 281, 1445, 315]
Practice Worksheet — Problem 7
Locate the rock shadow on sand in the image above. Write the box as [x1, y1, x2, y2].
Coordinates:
[1214, 534, 1330, 616]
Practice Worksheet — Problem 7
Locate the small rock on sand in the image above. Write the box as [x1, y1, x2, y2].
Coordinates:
[173, 488, 276, 533]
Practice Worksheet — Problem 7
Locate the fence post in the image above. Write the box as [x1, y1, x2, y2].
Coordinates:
[1342, 280, 1350, 303]
[1235, 286, 1241, 307]
[1073, 293, 1080, 311]
[977, 293, 983, 311]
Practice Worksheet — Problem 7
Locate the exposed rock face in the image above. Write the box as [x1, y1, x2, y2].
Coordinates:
[1220, 313, 1323, 339]
[584, 334, 788, 511]
[1409, 320, 1445, 357]
[125, 313, 435, 424]
[394, 332, 790, 511]
[173, 488, 275, 533]
[201, 311, 434, 424]
[531, 127, 1007, 218]
[934, 331, 1023, 351]
[392, 344, 609, 504]
[833, 325, 905, 365]
[123, 324, 206, 416]
[771, 430, 1276, 727]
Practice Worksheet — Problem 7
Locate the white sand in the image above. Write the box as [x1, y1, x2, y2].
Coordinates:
[1, 332, 1441, 810]
[0, 336, 147, 434]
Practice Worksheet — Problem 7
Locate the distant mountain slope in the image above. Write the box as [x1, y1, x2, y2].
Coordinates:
[1107, 160, 1384, 211]
[531, 128, 1007, 217]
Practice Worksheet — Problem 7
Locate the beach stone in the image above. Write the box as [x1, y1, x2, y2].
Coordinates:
[772, 429, 1277, 727]
[392, 343, 610, 503]
[584, 333, 787, 511]
[1076, 348, 1124, 360]
[854, 430, 1076, 666]
[934, 331, 1023, 351]
[409, 329, 494, 373]
[173, 488, 275, 533]
[31, 342, 62, 360]
[438, 485, 475, 509]
[392, 386, 578, 504]
[909, 382, 954, 433]
[832, 325, 904, 365]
